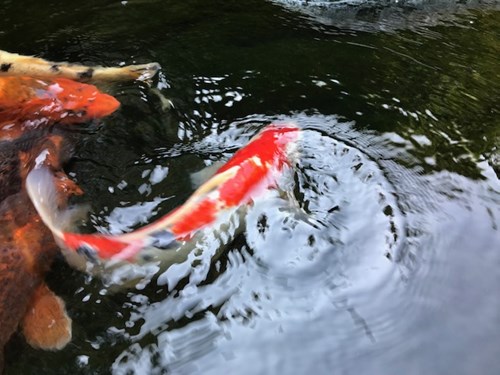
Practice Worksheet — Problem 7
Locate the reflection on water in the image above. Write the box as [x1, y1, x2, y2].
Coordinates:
[1, 0, 499, 374]
[32, 117, 500, 374]
[110, 117, 407, 373]
[108, 115, 499, 375]
[271, 0, 500, 33]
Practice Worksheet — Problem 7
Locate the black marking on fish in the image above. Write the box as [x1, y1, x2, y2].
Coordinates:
[76, 244, 99, 264]
[77, 68, 94, 81]
[149, 230, 178, 250]
[1, 63, 12, 72]
[50, 64, 60, 72]
[140, 254, 155, 262]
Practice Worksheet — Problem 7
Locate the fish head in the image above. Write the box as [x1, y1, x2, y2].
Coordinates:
[43, 78, 120, 121]
[1, 76, 119, 124]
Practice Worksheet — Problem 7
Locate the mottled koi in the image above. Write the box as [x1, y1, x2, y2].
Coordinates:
[0, 76, 119, 140]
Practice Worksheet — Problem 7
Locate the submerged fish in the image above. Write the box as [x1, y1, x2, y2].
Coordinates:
[27, 124, 300, 286]
[0, 133, 77, 372]
[0, 76, 120, 141]
[0, 84, 117, 369]
[0, 52, 160, 371]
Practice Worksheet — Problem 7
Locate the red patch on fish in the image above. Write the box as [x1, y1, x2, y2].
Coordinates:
[58, 124, 299, 260]
[27, 124, 300, 262]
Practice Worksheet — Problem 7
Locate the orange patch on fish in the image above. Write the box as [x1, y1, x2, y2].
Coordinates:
[22, 283, 72, 351]
[0, 76, 119, 140]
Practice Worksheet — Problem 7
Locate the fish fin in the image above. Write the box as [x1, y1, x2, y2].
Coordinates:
[26, 166, 88, 239]
[190, 166, 239, 200]
[22, 283, 72, 350]
[91, 62, 161, 82]
[150, 88, 173, 111]
[127, 62, 162, 81]
[190, 161, 225, 189]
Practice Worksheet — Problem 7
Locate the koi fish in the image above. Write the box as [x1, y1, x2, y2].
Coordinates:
[0, 194, 72, 372]
[0, 76, 120, 141]
[0, 50, 161, 370]
[0, 134, 78, 372]
[0, 49, 160, 82]
[26, 124, 300, 285]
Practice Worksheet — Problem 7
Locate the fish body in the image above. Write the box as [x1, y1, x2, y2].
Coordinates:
[0, 50, 152, 370]
[0, 76, 120, 141]
[27, 124, 300, 286]
[0, 134, 75, 372]
[0, 76, 118, 362]
[0, 49, 160, 82]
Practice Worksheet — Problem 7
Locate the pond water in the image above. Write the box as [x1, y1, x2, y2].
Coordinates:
[1, 0, 499, 374]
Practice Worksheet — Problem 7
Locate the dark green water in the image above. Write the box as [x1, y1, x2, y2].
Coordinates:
[1, 0, 499, 374]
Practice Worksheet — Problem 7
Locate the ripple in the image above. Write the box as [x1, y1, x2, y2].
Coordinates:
[104, 112, 499, 375]
[110, 117, 411, 373]
[270, 0, 500, 34]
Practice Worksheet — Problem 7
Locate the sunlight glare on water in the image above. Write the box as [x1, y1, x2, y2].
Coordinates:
[1, 0, 499, 374]
[108, 114, 499, 375]
[110, 115, 405, 374]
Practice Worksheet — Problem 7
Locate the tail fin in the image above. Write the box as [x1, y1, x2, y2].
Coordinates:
[26, 166, 88, 240]
[0, 49, 160, 82]
[22, 283, 72, 351]
[121, 62, 162, 81]
[26, 166, 151, 261]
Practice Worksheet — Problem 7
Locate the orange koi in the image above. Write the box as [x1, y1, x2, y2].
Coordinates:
[0, 134, 80, 372]
[26, 124, 300, 277]
[0, 76, 119, 140]
[0, 51, 158, 367]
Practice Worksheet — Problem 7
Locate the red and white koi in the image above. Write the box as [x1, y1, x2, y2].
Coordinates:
[26, 124, 300, 282]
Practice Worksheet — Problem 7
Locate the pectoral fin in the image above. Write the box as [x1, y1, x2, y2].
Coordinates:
[21, 283, 72, 350]
[190, 161, 225, 190]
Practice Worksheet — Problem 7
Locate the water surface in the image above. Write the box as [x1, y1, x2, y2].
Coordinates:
[1, 0, 499, 374]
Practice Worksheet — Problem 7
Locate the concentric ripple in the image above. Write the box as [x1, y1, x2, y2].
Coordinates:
[110, 118, 408, 374]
